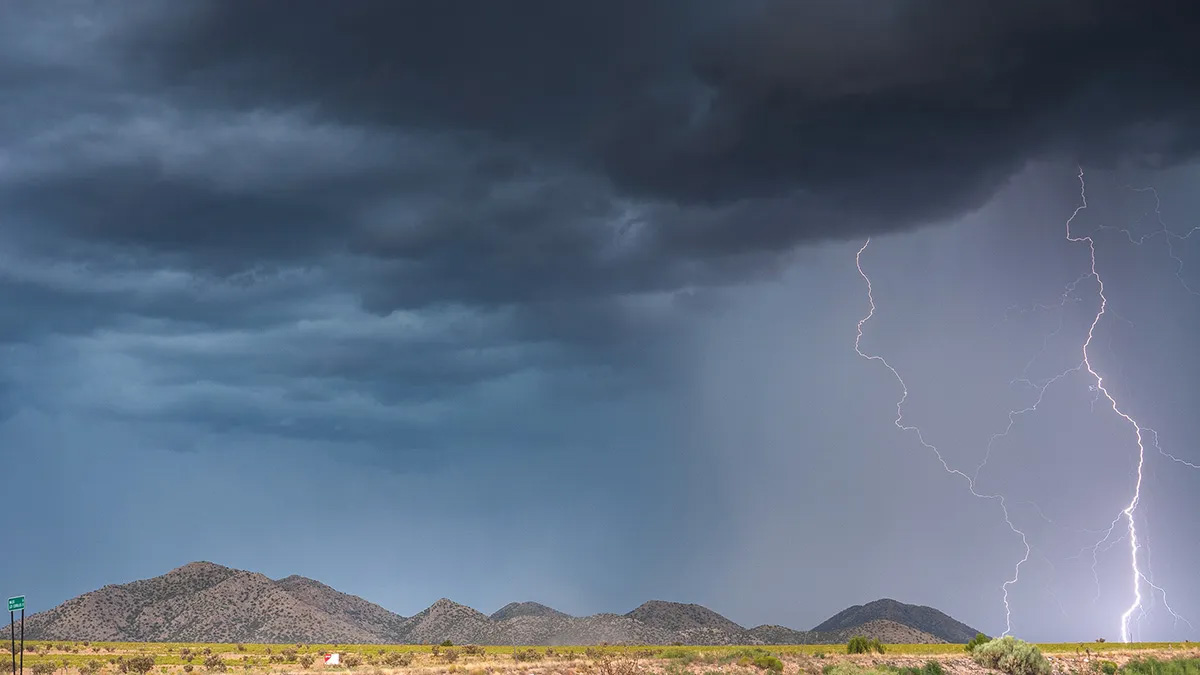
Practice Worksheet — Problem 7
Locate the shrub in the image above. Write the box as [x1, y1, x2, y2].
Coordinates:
[184, 666, 194, 673]
[282, 649, 297, 663]
[383, 652, 413, 667]
[431, 645, 440, 656]
[81, 660, 103, 675]
[440, 640, 454, 647]
[891, 661, 945, 675]
[461, 646, 485, 657]
[298, 655, 315, 669]
[970, 637, 1051, 675]
[203, 655, 226, 672]
[1098, 661, 1118, 675]
[847, 637, 884, 654]
[126, 656, 156, 675]
[343, 653, 363, 669]
[751, 655, 784, 672]
[514, 649, 544, 662]
[1120, 658, 1200, 675]
[31, 664, 56, 675]
[443, 649, 459, 663]
[966, 633, 992, 653]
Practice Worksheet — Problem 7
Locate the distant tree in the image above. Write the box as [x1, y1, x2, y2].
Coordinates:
[126, 655, 156, 675]
[440, 640, 454, 648]
[966, 633, 991, 653]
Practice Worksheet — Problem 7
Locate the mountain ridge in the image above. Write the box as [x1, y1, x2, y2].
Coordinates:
[19, 562, 980, 645]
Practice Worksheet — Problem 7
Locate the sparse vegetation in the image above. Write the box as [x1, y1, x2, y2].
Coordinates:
[440, 640, 454, 647]
[203, 655, 225, 672]
[383, 652, 414, 667]
[342, 653, 363, 668]
[1120, 658, 1200, 675]
[970, 636, 1051, 675]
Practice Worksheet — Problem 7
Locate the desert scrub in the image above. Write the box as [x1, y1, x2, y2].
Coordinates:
[1120, 658, 1200, 675]
[203, 655, 226, 672]
[749, 655, 784, 672]
[514, 649, 544, 662]
[342, 653, 363, 668]
[970, 637, 1051, 675]
[298, 654, 315, 669]
[383, 652, 414, 667]
[848, 637, 886, 655]
[461, 646, 485, 657]
[125, 656, 157, 675]
[888, 661, 945, 675]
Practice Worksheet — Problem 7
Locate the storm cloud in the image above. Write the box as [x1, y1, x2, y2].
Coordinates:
[3, 1, 1200, 642]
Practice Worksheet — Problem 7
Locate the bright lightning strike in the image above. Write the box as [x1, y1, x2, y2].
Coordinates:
[1065, 167, 1190, 642]
[854, 167, 1197, 642]
[855, 238, 1030, 637]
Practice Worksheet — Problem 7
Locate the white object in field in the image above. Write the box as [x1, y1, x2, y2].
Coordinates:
[325, 653, 340, 666]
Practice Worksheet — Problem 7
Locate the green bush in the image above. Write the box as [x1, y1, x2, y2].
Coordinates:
[966, 633, 992, 653]
[1120, 658, 1200, 675]
[970, 636, 1051, 675]
[1099, 661, 1118, 675]
[440, 640, 454, 647]
[81, 660, 103, 675]
[30, 664, 55, 675]
[847, 637, 885, 654]
[752, 655, 784, 672]
[848, 637, 871, 654]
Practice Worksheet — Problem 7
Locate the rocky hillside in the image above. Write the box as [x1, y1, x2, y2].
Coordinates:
[20, 562, 977, 645]
[812, 598, 980, 643]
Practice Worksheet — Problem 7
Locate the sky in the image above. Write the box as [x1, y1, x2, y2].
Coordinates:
[2, 0, 1200, 644]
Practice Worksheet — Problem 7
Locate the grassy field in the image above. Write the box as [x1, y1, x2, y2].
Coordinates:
[4, 640, 1198, 675]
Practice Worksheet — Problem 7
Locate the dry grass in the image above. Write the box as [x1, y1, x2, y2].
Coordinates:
[4, 642, 1198, 675]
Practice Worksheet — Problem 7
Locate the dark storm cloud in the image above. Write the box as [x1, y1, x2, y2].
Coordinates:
[1, 0, 1198, 444]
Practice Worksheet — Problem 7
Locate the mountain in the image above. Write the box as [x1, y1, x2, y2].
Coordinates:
[812, 598, 980, 643]
[490, 602, 570, 621]
[20, 562, 974, 645]
[19, 562, 401, 643]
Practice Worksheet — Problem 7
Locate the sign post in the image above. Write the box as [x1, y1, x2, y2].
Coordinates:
[7, 597, 24, 675]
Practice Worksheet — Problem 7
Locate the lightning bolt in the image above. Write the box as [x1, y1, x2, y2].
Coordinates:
[1063, 167, 1192, 642]
[855, 238, 1030, 637]
[855, 166, 1196, 642]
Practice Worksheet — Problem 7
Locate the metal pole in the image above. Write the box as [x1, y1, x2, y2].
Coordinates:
[9, 611, 14, 675]
[17, 609, 20, 675]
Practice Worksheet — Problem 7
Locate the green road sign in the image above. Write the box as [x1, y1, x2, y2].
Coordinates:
[7, 596, 23, 612]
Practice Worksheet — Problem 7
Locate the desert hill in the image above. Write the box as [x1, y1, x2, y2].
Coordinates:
[812, 598, 980, 643]
[19, 562, 979, 645]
